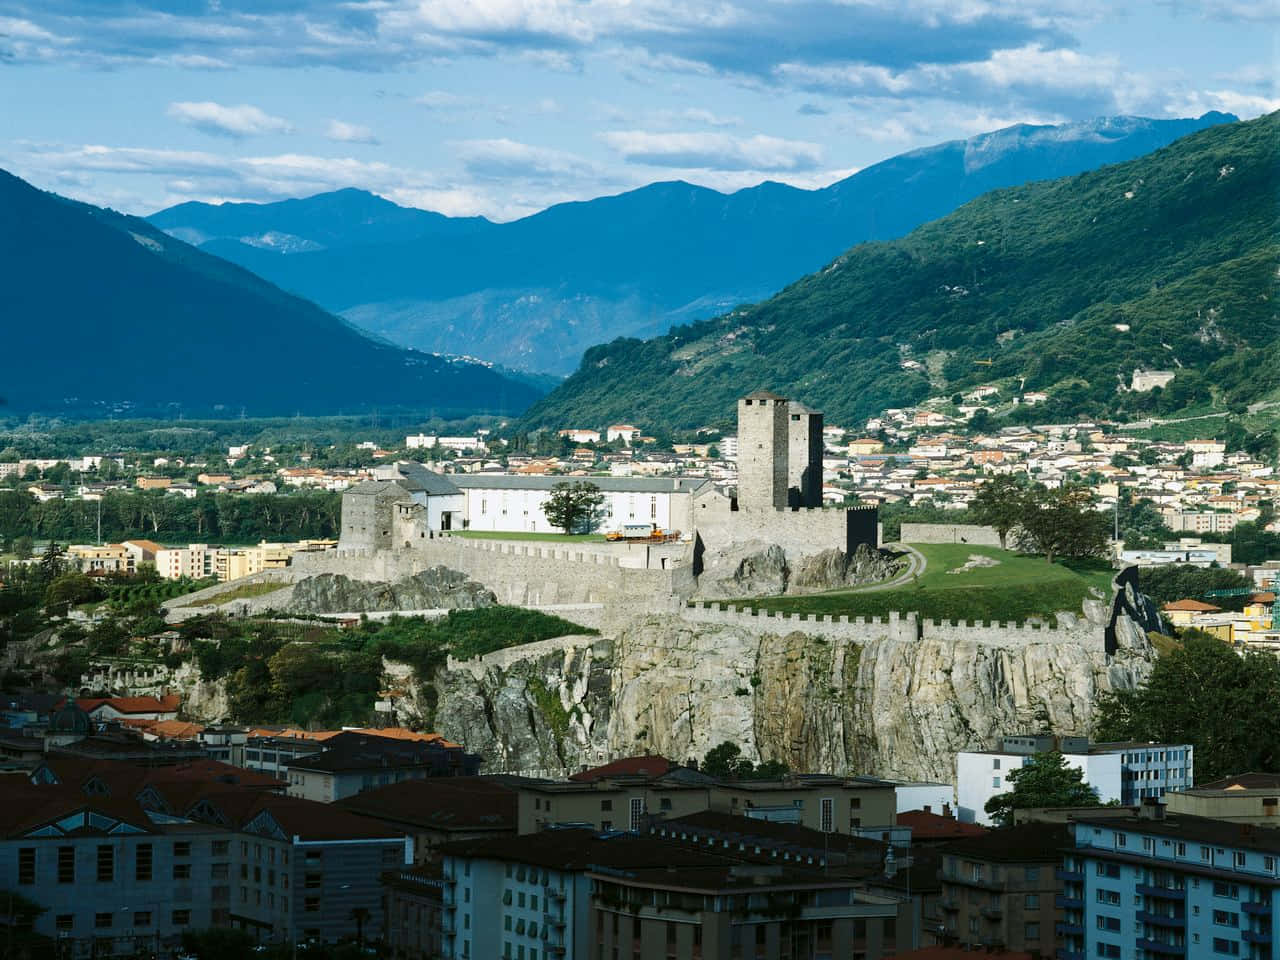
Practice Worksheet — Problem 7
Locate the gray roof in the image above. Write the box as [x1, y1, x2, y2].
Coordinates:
[449, 475, 711, 494]
[344, 480, 412, 498]
[393, 462, 461, 496]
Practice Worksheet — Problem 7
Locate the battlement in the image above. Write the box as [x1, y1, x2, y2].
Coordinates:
[436, 533, 623, 567]
[681, 601, 1100, 647]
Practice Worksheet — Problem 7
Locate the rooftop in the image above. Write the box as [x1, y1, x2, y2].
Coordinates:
[448, 474, 711, 494]
[335, 777, 516, 832]
[941, 822, 1071, 863]
[1074, 812, 1280, 855]
[569, 755, 672, 782]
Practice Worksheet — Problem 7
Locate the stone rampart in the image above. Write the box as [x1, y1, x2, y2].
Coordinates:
[446, 632, 604, 677]
[679, 601, 1102, 648]
[899, 523, 1002, 546]
[293, 537, 690, 611]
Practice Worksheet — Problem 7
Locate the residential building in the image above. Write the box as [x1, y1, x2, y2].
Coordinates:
[1167, 773, 1280, 823]
[336, 777, 518, 862]
[1131, 369, 1177, 392]
[937, 822, 1068, 955]
[284, 730, 481, 803]
[606, 425, 641, 444]
[384, 863, 446, 959]
[891, 781, 955, 815]
[1059, 805, 1280, 960]
[957, 736, 1194, 825]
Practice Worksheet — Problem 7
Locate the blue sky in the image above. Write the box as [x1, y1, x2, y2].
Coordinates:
[0, 0, 1274, 220]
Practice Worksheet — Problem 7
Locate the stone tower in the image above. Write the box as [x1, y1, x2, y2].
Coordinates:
[787, 402, 824, 508]
[737, 390, 789, 511]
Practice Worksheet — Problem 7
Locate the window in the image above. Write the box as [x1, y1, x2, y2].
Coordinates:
[1024, 922, 1040, 941]
[1234, 852, 1246, 868]
[135, 843, 153, 882]
[17, 848, 34, 885]
[1213, 910, 1239, 927]
[305, 898, 320, 912]
[630, 797, 643, 832]
[1096, 944, 1121, 958]
[57, 846, 74, 884]
[1024, 894, 1039, 909]
[1114, 833, 1127, 848]
[173, 841, 191, 857]
[1202, 846, 1212, 862]
[1213, 882, 1240, 899]
[1097, 916, 1121, 931]
[55, 915, 73, 932]
[213, 840, 229, 856]
[993, 759, 1001, 770]
[1096, 863, 1120, 878]
[992, 777, 1001, 788]
[95, 913, 113, 929]
[97, 845, 113, 882]
[173, 863, 192, 880]
[821, 798, 834, 833]
[305, 873, 322, 889]
[601, 800, 612, 811]
[660, 798, 672, 811]
[1213, 938, 1240, 956]
[172, 910, 190, 926]
[134, 911, 152, 927]
[1096, 889, 1121, 906]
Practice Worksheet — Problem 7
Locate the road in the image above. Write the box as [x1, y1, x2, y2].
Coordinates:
[847, 542, 926, 593]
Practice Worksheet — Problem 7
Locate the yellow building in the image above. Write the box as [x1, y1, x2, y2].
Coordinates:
[68, 543, 128, 573]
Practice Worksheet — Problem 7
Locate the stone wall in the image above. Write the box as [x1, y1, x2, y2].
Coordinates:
[899, 523, 1002, 546]
[293, 537, 693, 611]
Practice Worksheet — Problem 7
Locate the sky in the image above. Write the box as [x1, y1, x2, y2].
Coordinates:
[0, 1, 1275, 221]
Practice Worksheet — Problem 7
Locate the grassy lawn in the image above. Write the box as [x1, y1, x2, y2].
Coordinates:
[450, 530, 607, 543]
[731, 544, 1117, 625]
[202, 581, 290, 606]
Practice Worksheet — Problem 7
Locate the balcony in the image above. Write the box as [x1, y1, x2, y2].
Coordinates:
[1137, 911, 1186, 929]
[1055, 894, 1083, 910]
[1137, 884, 1186, 901]
[1057, 867, 1084, 884]
[1244, 901, 1273, 916]
[980, 904, 1004, 920]
[1243, 929, 1273, 945]
[544, 886, 566, 903]
[1136, 938, 1186, 957]
[939, 899, 960, 913]
[1055, 922, 1084, 938]
[1056, 950, 1085, 960]
[440, 915, 456, 935]
[543, 913, 566, 929]
[545, 945, 566, 957]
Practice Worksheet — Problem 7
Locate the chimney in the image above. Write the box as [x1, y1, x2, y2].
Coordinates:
[943, 802, 952, 819]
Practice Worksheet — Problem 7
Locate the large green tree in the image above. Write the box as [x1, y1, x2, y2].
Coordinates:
[1095, 633, 1280, 783]
[542, 481, 606, 535]
[968, 474, 1029, 549]
[1018, 485, 1110, 563]
[984, 751, 1101, 826]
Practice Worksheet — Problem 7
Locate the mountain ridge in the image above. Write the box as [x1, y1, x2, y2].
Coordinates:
[518, 110, 1279, 431]
[0, 170, 541, 418]
[147, 112, 1237, 375]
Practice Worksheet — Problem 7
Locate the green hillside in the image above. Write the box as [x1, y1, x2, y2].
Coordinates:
[523, 111, 1279, 430]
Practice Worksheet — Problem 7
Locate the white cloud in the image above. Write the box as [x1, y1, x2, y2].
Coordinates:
[1165, 89, 1280, 120]
[455, 137, 598, 180]
[326, 119, 380, 144]
[167, 101, 293, 138]
[600, 130, 823, 171]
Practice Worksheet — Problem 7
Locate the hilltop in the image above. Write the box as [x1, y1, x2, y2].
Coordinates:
[522, 110, 1279, 431]
[147, 113, 1234, 375]
[0, 170, 541, 418]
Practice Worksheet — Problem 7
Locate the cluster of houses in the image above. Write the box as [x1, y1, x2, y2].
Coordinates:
[67, 538, 335, 582]
[5, 682, 1280, 960]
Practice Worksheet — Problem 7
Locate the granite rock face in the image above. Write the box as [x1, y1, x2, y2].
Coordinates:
[696, 541, 789, 598]
[427, 574, 1159, 782]
[789, 544, 903, 592]
[285, 567, 496, 614]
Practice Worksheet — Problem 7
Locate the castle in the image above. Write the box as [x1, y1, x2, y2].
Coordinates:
[332, 390, 877, 586]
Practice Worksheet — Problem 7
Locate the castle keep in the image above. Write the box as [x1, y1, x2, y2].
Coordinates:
[331, 389, 877, 592]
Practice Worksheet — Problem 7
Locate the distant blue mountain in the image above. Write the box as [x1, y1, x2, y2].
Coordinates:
[0, 170, 541, 417]
[148, 112, 1237, 375]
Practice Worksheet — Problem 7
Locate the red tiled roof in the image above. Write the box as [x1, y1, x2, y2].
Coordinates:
[569, 755, 672, 782]
[897, 809, 986, 840]
[63, 694, 180, 715]
[1161, 599, 1222, 612]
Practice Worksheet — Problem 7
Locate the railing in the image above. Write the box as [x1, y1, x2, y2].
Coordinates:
[1137, 884, 1186, 900]
[1137, 911, 1186, 928]
[1244, 901, 1272, 915]
[1135, 938, 1186, 957]
[1055, 894, 1083, 910]
[1243, 929, 1273, 945]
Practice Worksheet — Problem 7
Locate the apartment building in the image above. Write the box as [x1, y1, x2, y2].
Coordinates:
[957, 735, 1193, 825]
[284, 730, 481, 803]
[1167, 773, 1280, 824]
[937, 822, 1068, 956]
[1058, 805, 1280, 960]
[384, 864, 446, 959]
[517, 768, 897, 837]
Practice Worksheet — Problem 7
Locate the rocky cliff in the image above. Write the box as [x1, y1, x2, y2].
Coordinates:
[285, 567, 496, 614]
[426, 574, 1159, 781]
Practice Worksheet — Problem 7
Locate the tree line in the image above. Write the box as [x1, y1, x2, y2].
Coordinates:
[968, 475, 1111, 562]
[0, 489, 342, 544]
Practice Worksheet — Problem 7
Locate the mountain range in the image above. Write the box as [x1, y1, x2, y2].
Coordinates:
[521, 111, 1278, 431]
[0, 170, 540, 418]
[149, 112, 1236, 376]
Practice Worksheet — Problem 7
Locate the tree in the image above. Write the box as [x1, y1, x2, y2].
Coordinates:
[12, 536, 33, 560]
[1095, 633, 1280, 783]
[542, 481, 606, 535]
[701, 740, 790, 780]
[984, 751, 1101, 826]
[968, 474, 1029, 549]
[1018, 485, 1110, 563]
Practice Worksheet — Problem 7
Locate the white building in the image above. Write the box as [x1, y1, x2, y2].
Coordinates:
[452, 475, 706, 536]
[718, 436, 739, 460]
[1185, 439, 1226, 469]
[605, 424, 641, 444]
[406, 434, 437, 449]
[890, 781, 955, 814]
[370, 462, 465, 532]
[957, 735, 1193, 825]
[558, 428, 601, 444]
